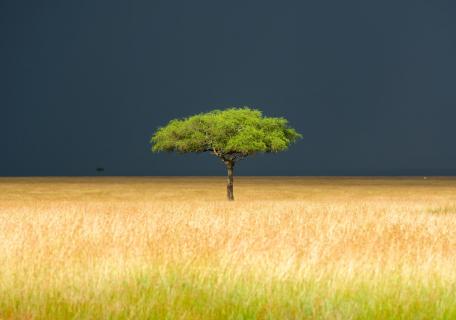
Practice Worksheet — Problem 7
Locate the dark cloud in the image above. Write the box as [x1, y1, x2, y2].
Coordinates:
[1, 0, 456, 176]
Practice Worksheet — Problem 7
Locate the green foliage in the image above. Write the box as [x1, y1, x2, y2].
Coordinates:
[150, 107, 301, 161]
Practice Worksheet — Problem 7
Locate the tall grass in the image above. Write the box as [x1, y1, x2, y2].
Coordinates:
[0, 177, 456, 319]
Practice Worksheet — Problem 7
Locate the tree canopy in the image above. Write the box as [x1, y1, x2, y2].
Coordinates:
[150, 107, 301, 162]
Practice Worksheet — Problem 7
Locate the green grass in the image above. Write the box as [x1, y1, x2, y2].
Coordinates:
[1, 264, 456, 319]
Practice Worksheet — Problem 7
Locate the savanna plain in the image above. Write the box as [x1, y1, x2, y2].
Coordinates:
[1, 177, 456, 319]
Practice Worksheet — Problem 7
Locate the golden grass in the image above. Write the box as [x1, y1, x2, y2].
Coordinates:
[1, 177, 456, 319]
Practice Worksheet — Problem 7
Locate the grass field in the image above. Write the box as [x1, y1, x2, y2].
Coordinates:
[1, 177, 456, 319]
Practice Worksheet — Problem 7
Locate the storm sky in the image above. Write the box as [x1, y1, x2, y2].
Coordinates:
[1, 0, 456, 176]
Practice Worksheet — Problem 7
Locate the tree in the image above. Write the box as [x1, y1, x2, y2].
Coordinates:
[150, 107, 301, 200]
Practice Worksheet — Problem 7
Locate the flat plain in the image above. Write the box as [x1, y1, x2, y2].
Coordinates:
[1, 177, 456, 319]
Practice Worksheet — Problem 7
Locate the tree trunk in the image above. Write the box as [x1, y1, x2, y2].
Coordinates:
[226, 161, 234, 201]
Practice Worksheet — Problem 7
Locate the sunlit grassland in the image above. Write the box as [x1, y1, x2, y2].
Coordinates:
[1, 177, 456, 319]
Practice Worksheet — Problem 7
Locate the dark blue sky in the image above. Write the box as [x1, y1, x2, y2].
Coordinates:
[1, 0, 456, 176]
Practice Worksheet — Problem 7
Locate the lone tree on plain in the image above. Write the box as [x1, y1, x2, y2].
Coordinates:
[150, 107, 301, 200]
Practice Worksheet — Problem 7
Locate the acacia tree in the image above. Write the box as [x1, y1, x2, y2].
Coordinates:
[150, 107, 301, 200]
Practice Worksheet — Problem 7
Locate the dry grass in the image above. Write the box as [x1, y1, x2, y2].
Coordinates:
[1, 177, 456, 319]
